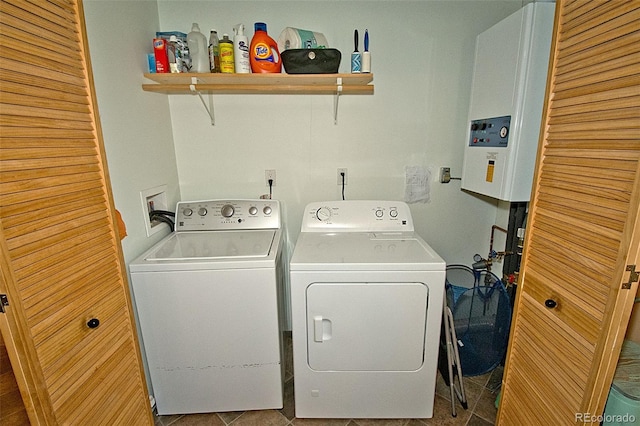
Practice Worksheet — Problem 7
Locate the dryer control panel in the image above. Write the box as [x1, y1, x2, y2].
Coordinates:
[301, 200, 414, 232]
[175, 199, 280, 231]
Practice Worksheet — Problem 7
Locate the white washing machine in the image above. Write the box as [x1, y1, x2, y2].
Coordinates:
[289, 200, 445, 419]
[129, 199, 285, 415]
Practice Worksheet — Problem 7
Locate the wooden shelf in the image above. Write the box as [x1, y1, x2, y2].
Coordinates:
[142, 73, 374, 95]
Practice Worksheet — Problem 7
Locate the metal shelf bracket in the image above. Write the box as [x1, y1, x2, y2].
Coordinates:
[190, 77, 215, 126]
[333, 77, 343, 125]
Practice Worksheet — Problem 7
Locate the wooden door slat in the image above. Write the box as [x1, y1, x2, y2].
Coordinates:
[0, 0, 151, 423]
[499, 1, 640, 423]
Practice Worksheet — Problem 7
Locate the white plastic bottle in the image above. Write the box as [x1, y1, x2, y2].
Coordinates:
[233, 23, 250, 73]
[187, 23, 209, 73]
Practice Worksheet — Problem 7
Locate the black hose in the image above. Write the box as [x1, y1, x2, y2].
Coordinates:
[149, 211, 175, 232]
[149, 209, 175, 217]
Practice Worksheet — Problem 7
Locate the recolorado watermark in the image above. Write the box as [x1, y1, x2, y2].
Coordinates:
[575, 412, 636, 423]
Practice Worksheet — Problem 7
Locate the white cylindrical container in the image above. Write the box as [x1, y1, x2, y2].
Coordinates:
[277, 27, 329, 52]
[187, 23, 209, 73]
[362, 51, 371, 73]
[233, 23, 250, 73]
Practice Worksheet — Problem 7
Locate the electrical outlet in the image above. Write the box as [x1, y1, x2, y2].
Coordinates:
[440, 167, 451, 183]
[337, 168, 348, 185]
[265, 169, 276, 186]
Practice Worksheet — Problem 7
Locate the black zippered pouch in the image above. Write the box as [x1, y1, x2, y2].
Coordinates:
[281, 48, 341, 74]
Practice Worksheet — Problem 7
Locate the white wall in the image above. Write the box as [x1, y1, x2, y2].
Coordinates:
[157, 0, 520, 264]
[81, 0, 527, 397]
[83, 0, 183, 395]
[83, 0, 181, 265]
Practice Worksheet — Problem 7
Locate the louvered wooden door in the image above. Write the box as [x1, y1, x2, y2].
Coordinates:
[497, 1, 640, 424]
[0, 0, 152, 424]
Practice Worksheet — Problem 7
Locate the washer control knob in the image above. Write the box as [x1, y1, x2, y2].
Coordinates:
[183, 208, 193, 217]
[316, 207, 332, 221]
[221, 204, 234, 218]
[263, 206, 272, 215]
[375, 209, 384, 218]
[198, 207, 208, 216]
[389, 209, 398, 218]
[249, 206, 258, 215]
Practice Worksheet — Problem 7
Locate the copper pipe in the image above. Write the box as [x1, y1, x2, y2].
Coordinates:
[490, 225, 508, 255]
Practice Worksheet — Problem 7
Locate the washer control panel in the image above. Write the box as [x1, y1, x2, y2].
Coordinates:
[468, 115, 510, 148]
[302, 200, 414, 232]
[175, 199, 280, 231]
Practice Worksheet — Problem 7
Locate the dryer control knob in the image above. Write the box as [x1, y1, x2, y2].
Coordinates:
[183, 208, 193, 217]
[221, 204, 234, 218]
[316, 207, 332, 221]
[263, 206, 272, 215]
[389, 209, 398, 218]
[198, 207, 208, 216]
[375, 209, 384, 218]
[249, 206, 258, 215]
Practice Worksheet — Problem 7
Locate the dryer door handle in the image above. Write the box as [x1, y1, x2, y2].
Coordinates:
[314, 316, 324, 342]
[313, 316, 332, 342]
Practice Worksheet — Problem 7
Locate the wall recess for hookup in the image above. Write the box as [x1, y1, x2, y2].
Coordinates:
[140, 184, 168, 237]
[337, 168, 348, 185]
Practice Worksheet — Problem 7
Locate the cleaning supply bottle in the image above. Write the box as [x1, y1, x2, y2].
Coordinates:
[208, 29, 221, 73]
[187, 23, 209, 73]
[249, 22, 281, 73]
[233, 24, 250, 73]
[219, 34, 234, 73]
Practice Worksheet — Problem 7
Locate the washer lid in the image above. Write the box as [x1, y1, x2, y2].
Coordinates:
[144, 230, 276, 261]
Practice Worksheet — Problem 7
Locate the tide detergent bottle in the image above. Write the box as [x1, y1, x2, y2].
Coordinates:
[250, 22, 281, 73]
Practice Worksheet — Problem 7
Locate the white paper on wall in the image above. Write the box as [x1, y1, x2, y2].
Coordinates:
[404, 166, 431, 204]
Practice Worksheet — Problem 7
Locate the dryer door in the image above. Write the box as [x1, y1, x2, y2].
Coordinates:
[306, 282, 428, 371]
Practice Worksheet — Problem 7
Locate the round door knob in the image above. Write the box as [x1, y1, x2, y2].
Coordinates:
[544, 299, 557, 309]
[87, 318, 100, 329]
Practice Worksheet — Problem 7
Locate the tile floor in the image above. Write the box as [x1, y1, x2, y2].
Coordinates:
[154, 332, 503, 426]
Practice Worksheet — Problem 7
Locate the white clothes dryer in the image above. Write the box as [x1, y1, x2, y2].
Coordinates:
[289, 200, 445, 419]
[130, 199, 285, 415]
